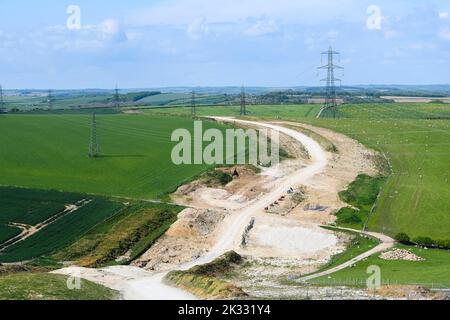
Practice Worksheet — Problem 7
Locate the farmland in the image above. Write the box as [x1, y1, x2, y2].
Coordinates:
[0, 114, 231, 199]
[0, 187, 125, 263]
[1, 101, 449, 292]
[0, 186, 185, 264]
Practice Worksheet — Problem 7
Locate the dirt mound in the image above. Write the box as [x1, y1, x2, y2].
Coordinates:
[380, 249, 424, 261]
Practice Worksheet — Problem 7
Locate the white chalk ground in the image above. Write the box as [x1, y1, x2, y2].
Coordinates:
[54, 118, 331, 300]
[253, 223, 337, 255]
[53, 266, 196, 300]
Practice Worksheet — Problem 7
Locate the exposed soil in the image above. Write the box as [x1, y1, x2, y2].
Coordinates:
[55, 119, 387, 300]
[132, 119, 380, 299]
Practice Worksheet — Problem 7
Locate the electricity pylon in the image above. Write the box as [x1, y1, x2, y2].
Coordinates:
[48, 89, 54, 110]
[114, 85, 120, 110]
[317, 46, 343, 119]
[89, 113, 100, 158]
[191, 90, 196, 118]
[240, 85, 247, 116]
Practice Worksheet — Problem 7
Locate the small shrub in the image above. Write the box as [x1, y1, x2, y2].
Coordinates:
[413, 236, 435, 247]
[395, 232, 411, 244]
[205, 170, 232, 186]
[335, 207, 362, 225]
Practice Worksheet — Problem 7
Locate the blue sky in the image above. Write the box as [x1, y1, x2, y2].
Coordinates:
[0, 0, 450, 89]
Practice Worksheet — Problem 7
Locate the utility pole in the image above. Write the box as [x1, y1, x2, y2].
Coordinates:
[47, 89, 54, 111]
[240, 85, 247, 116]
[0, 85, 5, 113]
[191, 90, 196, 118]
[89, 113, 100, 158]
[114, 85, 120, 110]
[317, 46, 343, 119]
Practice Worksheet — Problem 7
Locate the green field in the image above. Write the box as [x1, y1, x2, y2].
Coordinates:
[143, 104, 322, 119]
[320, 106, 450, 240]
[1, 102, 449, 288]
[311, 244, 450, 288]
[0, 114, 231, 199]
[0, 187, 125, 263]
[0, 273, 118, 300]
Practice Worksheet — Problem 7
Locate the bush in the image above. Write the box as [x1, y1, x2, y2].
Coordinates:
[335, 207, 363, 225]
[205, 170, 232, 186]
[395, 232, 411, 244]
[413, 236, 435, 247]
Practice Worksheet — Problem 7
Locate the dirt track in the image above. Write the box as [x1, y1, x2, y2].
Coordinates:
[54, 118, 335, 299]
[54, 118, 384, 300]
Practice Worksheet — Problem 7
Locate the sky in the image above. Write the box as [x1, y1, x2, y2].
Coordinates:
[0, 0, 450, 89]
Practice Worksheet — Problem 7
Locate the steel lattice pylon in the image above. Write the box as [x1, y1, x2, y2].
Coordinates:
[191, 90, 196, 118]
[89, 113, 100, 158]
[317, 46, 343, 119]
[47, 89, 54, 111]
[114, 85, 120, 110]
[240, 85, 247, 116]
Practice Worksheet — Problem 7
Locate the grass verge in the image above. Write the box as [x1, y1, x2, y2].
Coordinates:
[310, 244, 450, 288]
[166, 251, 247, 299]
[0, 273, 118, 300]
[54, 202, 183, 267]
[335, 174, 386, 230]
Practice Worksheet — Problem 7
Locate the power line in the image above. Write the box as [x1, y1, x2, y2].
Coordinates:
[317, 46, 343, 119]
[240, 85, 247, 116]
[89, 113, 100, 158]
[191, 90, 197, 118]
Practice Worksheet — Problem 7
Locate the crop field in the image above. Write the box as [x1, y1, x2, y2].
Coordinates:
[143, 104, 322, 119]
[146, 103, 450, 240]
[0, 187, 125, 263]
[0, 114, 232, 199]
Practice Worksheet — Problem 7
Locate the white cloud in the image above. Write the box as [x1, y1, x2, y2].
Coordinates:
[127, 0, 358, 27]
[243, 19, 279, 37]
[439, 12, 449, 19]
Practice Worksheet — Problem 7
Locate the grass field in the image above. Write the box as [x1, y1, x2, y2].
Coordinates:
[143, 104, 322, 119]
[0, 114, 231, 199]
[311, 244, 450, 288]
[0, 273, 117, 300]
